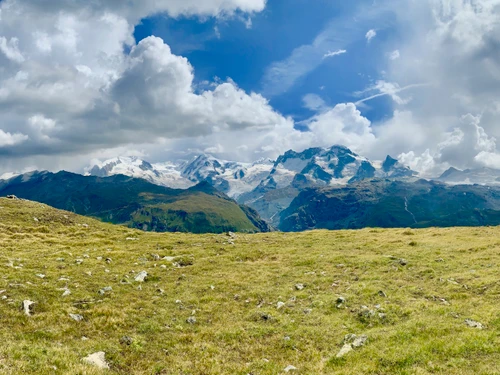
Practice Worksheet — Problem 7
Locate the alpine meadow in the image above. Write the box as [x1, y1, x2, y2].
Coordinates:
[2, 0, 500, 374]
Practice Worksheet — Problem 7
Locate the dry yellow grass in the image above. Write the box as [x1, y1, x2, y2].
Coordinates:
[0, 197, 499, 374]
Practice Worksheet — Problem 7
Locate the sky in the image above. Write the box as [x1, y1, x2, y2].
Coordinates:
[1, 0, 500, 177]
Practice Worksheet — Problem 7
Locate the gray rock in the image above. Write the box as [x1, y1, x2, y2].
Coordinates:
[6, 195, 18, 199]
[399, 258, 408, 266]
[69, 313, 84, 322]
[336, 296, 346, 304]
[99, 286, 113, 295]
[337, 334, 368, 357]
[36, 274, 46, 279]
[21, 300, 35, 316]
[82, 352, 109, 369]
[151, 254, 161, 261]
[284, 365, 297, 372]
[336, 343, 353, 358]
[277, 301, 286, 310]
[295, 283, 305, 291]
[134, 271, 148, 282]
[378, 290, 387, 297]
[465, 319, 484, 329]
[186, 316, 197, 324]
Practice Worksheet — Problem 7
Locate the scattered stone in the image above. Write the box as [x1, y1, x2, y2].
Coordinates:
[284, 336, 291, 341]
[120, 336, 133, 345]
[227, 231, 236, 238]
[58, 277, 70, 281]
[6, 195, 18, 200]
[134, 271, 148, 282]
[75, 259, 83, 265]
[126, 237, 138, 241]
[97, 256, 103, 261]
[81, 336, 89, 341]
[303, 308, 312, 314]
[337, 296, 346, 304]
[175, 300, 182, 304]
[21, 300, 35, 316]
[435, 258, 445, 262]
[82, 352, 110, 369]
[83, 254, 90, 259]
[465, 319, 484, 329]
[157, 288, 165, 295]
[336, 343, 353, 358]
[151, 254, 161, 261]
[277, 301, 286, 310]
[56, 258, 65, 262]
[337, 334, 368, 357]
[105, 258, 112, 264]
[163, 256, 176, 262]
[36, 274, 46, 279]
[85, 271, 92, 277]
[284, 365, 297, 372]
[295, 283, 305, 291]
[99, 286, 113, 295]
[186, 316, 197, 324]
[69, 313, 84, 322]
[378, 290, 387, 298]
[399, 258, 408, 266]
[210, 285, 215, 290]
[33, 217, 39, 222]
[160, 265, 167, 269]
[62, 289, 71, 297]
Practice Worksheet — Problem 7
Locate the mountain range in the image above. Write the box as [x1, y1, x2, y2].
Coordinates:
[3, 145, 500, 232]
[0, 171, 271, 234]
[86, 146, 418, 225]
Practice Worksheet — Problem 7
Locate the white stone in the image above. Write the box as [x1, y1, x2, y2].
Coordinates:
[134, 271, 148, 282]
[82, 352, 109, 369]
[284, 365, 297, 372]
[22, 300, 35, 316]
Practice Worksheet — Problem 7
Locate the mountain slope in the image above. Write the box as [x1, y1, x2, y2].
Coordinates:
[280, 179, 500, 231]
[0, 171, 271, 233]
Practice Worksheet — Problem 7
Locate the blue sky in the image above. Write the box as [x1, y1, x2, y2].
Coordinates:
[134, 0, 397, 124]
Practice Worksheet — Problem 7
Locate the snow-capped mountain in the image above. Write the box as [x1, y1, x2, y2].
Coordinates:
[181, 155, 274, 198]
[236, 146, 418, 224]
[85, 146, 418, 225]
[438, 167, 500, 186]
[86, 155, 274, 197]
[85, 157, 194, 189]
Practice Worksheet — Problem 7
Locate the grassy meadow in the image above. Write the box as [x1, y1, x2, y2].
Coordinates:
[0, 197, 499, 374]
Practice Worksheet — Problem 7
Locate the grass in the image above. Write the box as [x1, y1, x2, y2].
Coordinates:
[0, 197, 499, 374]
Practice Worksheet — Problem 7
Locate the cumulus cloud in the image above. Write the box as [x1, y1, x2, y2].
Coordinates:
[0, 129, 28, 147]
[0, 0, 280, 171]
[365, 29, 377, 43]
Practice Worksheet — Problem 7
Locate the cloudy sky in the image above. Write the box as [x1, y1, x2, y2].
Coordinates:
[1, 0, 500, 177]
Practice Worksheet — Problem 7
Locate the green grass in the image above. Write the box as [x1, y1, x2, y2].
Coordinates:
[0, 198, 500, 374]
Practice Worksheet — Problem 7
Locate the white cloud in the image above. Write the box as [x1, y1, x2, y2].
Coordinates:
[365, 29, 377, 43]
[0, 37, 24, 63]
[389, 49, 400, 60]
[0, 129, 28, 147]
[302, 94, 326, 111]
[323, 49, 347, 58]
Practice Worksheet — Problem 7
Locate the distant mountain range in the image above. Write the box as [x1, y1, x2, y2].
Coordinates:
[0, 171, 271, 234]
[85, 145, 418, 226]
[3, 145, 500, 232]
[280, 179, 500, 231]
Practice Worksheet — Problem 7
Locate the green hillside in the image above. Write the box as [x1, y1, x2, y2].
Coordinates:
[0, 171, 270, 234]
[0, 198, 499, 374]
[280, 179, 500, 231]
